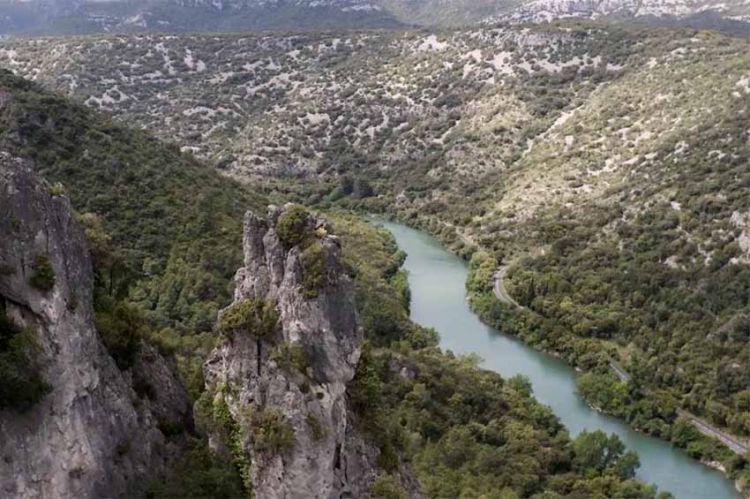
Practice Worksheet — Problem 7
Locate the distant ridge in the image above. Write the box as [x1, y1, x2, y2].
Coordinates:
[0, 0, 748, 35]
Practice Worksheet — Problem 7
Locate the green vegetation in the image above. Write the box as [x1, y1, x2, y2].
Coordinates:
[466, 252, 750, 488]
[271, 342, 310, 375]
[0, 69, 271, 434]
[351, 331, 665, 497]
[336, 214, 666, 498]
[0, 69, 265, 336]
[95, 301, 146, 370]
[305, 413, 327, 441]
[276, 204, 311, 248]
[0, 305, 50, 411]
[328, 213, 430, 347]
[274, 205, 330, 299]
[369, 474, 407, 499]
[301, 241, 327, 299]
[48, 182, 66, 197]
[218, 299, 279, 339]
[571, 430, 640, 480]
[194, 389, 253, 495]
[194, 391, 293, 494]
[146, 444, 245, 499]
[29, 255, 55, 292]
[247, 407, 295, 454]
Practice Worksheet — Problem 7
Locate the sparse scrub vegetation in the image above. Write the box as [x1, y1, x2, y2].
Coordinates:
[218, 299, 279, 338]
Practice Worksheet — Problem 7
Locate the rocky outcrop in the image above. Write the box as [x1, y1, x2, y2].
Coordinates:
[0, 153, 191, 498]
[203, 204, 378, 499]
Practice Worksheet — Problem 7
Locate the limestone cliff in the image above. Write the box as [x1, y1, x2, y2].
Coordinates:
[203, 204, 378, 498]
[0, 153, 192, 498]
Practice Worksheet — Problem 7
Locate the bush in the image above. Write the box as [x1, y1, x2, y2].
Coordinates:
[370, 474, 407, 499]
[305, 413, 328, 441]
[48, 182, 66, 196]
[95, 301, 145, 370]
[301, 242, 328, 299]
[276, 205, 310, 248]
[349, 342, 383, 417]
[29, 255, 55, 292]
[147, 444, 245, 499]
[0, 307, 50, 410]
[218, 299, 279, 338]
[249, 408, 295, 454]
[271, 342, 310, 375]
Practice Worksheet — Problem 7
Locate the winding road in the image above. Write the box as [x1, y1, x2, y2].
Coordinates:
[609, 361, 631, 382]
[677, 410, 749, 456]
[492, 266, 523, 308]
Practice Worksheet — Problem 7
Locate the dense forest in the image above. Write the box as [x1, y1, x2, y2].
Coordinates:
[466, 249, 750, 490]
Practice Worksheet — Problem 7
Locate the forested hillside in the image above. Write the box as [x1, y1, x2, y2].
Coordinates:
[0, 69, 265, 333]
[0, 69, 267, 396]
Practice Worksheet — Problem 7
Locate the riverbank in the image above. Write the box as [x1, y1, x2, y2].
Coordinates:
[377, 218, 742, 498]
[493, 260, 749, 460]
[365, 211, 749, 496]
[465, 251, 750, 497]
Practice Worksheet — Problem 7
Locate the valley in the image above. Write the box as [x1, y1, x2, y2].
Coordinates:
[0, 60, 677, 498]
[4, 23, 749, 463]
[1, 8, 750, 499]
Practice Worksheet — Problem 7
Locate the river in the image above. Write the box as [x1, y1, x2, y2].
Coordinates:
[375, 219, 740, 499]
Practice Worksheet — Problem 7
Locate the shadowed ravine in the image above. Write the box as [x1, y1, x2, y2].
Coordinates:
[375, 219, 741, 499]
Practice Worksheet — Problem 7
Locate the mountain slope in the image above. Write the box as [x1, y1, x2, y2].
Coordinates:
[0, 69, 266, 335]
[1, 0, 749, 34]
[195, 204, 666, 498]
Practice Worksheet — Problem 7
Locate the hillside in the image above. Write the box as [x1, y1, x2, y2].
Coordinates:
[0, 0, 749, 34]
[0, 69, 271, 406]
[6, 23, 750, 479]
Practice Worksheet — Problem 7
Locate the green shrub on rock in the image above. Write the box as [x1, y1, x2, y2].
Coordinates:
[249, 408, 295, 454]
[0, 306, 50, 410]
[301, 242, 327, 299]
[29, 255, 55, 292]
[369, 474, 407, 499]
[146, 444, 245, 499]
[95, 301, 145, 370]
[271, 342, 310, 375]
[305, 413, 328, 441]
[48, 182, 66, 197]
[276, 205, 311, 248]
[218, 299, 279, 338]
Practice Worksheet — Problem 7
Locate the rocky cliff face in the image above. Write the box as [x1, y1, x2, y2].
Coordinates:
[0, 152, 191, 498]
[203, 204, 378, 498]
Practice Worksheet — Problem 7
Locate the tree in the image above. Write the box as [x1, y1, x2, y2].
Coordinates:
[572, 431, 639, 479]
[353, 178, 374, 199]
